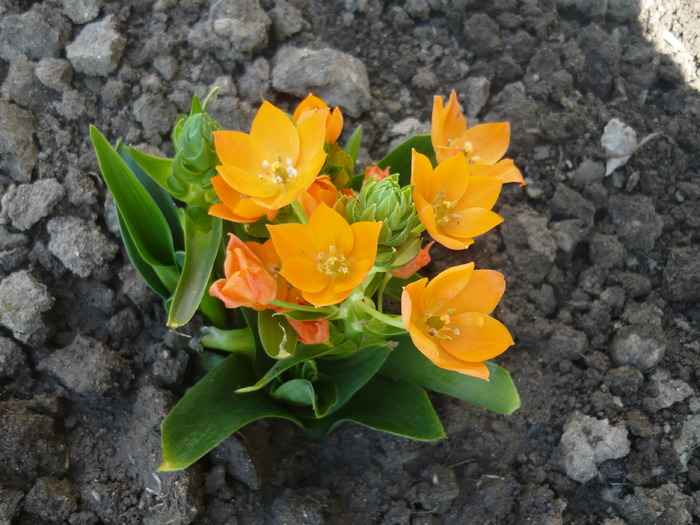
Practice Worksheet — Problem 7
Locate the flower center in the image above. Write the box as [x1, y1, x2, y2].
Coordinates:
[317, 245, 349, 277]
[424, 307, 463, 341]
[432, 191, 460, 225]
[260, 156, 297, 186]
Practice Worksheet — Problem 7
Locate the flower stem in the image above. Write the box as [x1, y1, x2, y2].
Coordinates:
[291, 199, 309, 225]
[354, 298, 406, 330]
[193, 326, 256, 357]
[271, 299, 335, 315]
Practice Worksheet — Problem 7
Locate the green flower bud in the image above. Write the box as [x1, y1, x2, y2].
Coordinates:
[343, 174, 421, 266]
[172, 111, 222, 187]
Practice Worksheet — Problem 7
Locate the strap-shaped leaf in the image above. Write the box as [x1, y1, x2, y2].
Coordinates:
[121, 146, 184, 250]
[116, 208, 170, 298]
[90, 126, 176, 268]
[270, 373, 339, 418]
[167, 208, 222, 328]
[159, 353, 301, 471]
[305, 375, 445, 441]
[344, 124, 362, 168]
[319, 342, 392, 412]
[381, 334, 520, 415]
[258, 310, 298, 359]
[377, 134, 435, 186]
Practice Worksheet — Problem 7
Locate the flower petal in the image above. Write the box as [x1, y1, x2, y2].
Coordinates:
[213, 131, 260, 173]
[401, 278, 428, 330]
[307, 203, 354, 256]
[440, 312, 514, 362]
[217, 165, 278, 199]
[297, 109, 328, 168]
[421, 263, 474, 313]
[444, 269, 505, 315]
[441, 208, 503, 239]
[279, 257, 329, 293]
[461, 122, 510, 165]
[457, 174, 502, 211]
[347, 221, 382, 263]
[250, 101, 300, 165]
[302, 285, 351, 308]
[268, 223, 315, 260]
[425, 351, 490, 380]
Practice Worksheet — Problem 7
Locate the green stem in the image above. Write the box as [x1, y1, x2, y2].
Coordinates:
[271, 299, 335, 315]
[195, 326, 256, 357]
[354, 299, 406, 330]
[376, 273, 392, 313]
[291, 199, 309, 225]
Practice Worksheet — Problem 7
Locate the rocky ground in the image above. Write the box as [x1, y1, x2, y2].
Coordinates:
[1, 0, 700, 523]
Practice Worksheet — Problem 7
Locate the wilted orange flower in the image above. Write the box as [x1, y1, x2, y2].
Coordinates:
[210, 234, 277, 310]
[298, 175, 340, 216]
[390, 241, 434, 279]
[245, 238, 296, 306]
[401, 262, 513, 380]
[288, 317, 331, 345]
[214, 101, 327, 211]
[432, 90, 511, 165]
[293, 94, 344, 144]
[363, 164, 391, 184]
[412, 150, 503, 250]
[268, 203, 381, 307]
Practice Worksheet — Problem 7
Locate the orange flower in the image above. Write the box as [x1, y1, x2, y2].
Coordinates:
[412, 150, 503, 250]
[288, 317, 331, 345]
[214, 100, 327, 211]
[245, 238, 295, 306]
[363, 164, 391, 184]
[210, 234, 277, 310]
[390, 241, 434, 279]
[401, 263, 514, 380]
[268, 203, 381, 307]
[293, 94, 344, 144]
[298, 175, 340, 216]
[432, 90, 511, 165]
[209, 175, 278, 223]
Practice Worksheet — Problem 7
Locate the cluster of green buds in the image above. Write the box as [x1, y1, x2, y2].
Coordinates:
[168, 90, 222, 207]
[340, 174, 422, 268]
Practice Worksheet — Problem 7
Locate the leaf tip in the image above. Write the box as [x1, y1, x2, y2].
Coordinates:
[157, 460, 179, 472]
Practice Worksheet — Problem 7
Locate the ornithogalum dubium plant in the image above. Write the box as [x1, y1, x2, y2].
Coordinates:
[90, 89, 524, 471]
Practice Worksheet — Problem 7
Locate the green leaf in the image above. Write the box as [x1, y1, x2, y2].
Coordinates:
[319, 343, 392, 412]
[236, 338, 355, 393]
[271, 378, 315, 406]
[381, 335, 520, 415]
[159, 353, 301, 471]
[167, 209, 223, 328]
[90, 126, 176, 268]
[305, 375, 445, 441]
[377, 134, 435, 186]
[344, 124, 362, 168]
[115, 208, 170, 298]
[383, 273, 423, 301]
[119, 146, 184, 251]
[258, 310, 298, 359]
[130, 146, 189, 202]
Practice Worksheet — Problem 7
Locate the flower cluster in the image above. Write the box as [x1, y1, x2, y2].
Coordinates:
[207, 91, 522, 380]
[90, 89, 523, 469]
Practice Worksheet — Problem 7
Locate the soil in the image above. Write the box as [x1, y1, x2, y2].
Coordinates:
[1, 0, 700, 523]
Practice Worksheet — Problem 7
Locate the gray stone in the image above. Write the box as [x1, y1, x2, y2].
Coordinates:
[66, 16, 125, 76]
[0, 270, 54, 345]
[604, 366, 643, 397]
[601, 118, 637, 175]
[619, 484, 693, 525]
[607, 0, 640, 22]
[0, 9, 69, 61]
[54, 90, 88, 120]
[1, 55, 52, 110]
[0, 487, 24, 525]
[46, 216, 118, 278]
[237, 57, 271, 101]
[24, 477, 77, 522]
[64, 168, 98, 207]
[571, 158, 605, 188]
[607, 195, 663, 252]
[555, 0, 608, 19]
[550, 219, 586, 253]
[209, 435, 260, 490]
[60, 0, 102, 24]
[610, 324, 665, 371]
[559, 412, 630, 483]
[270, 0, 306, 40]
[462, 76, 490, 122]
[589, 234, 626, 270]
[388, 117, 429, 150]
[133, 93, 178, 134]
[37, 335, 131, 398]
[662, 246, 700, 302]
[674, 415, 700, 468]
[500, 206, 558, 284]
[650, 369, 693, 409]
[463, 14, 502, 57]
[0, 179, 65, 231]
[271, 489, 327, 525]
[35, 58, 73, 91]
[546, 326, 588, 359]
[272, 46, 371, 117]
[0, 336, 26, 379]
[550, 183, 595, 227]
